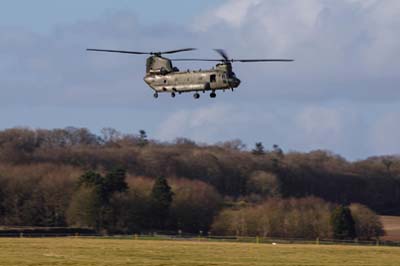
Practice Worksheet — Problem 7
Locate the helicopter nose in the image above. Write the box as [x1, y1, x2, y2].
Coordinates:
[229, 78, 241, 88]
[234, 78, 241, 87]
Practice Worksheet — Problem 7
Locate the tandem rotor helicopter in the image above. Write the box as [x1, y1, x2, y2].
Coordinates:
[86, 48, 293, 99]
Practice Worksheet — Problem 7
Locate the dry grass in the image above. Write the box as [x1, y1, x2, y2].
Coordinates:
[381, 216, 400, 241]
[0, 238, 399, 266]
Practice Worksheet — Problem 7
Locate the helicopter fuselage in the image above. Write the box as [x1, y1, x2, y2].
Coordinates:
[143, 55, 240, 98]
[144, 67, 241, 94]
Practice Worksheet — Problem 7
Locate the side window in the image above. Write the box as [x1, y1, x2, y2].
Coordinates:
[210, 74, 216, 83]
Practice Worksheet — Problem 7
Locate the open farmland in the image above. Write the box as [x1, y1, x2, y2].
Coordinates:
[381, 216, 400, 241]
[0, 238, 399, 266]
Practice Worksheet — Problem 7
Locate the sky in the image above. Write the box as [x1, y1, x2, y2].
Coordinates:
[1, 0, 400, 160]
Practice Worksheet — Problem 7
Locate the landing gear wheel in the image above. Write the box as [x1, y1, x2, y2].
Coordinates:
[171, 92, 176, 98]
[153, 92, 159, 99]
[193, 93, 200, 99]
[210, 92, 217, 98]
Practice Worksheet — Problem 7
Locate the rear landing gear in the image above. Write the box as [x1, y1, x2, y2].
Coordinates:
[171, 92, 176, 98]
[153, 92, 158, 99]
[193, 93, 200, 99]
[210, 92, 216, 98]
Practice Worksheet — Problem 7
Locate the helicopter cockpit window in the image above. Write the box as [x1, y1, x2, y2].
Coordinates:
[210, 74, 216, 83]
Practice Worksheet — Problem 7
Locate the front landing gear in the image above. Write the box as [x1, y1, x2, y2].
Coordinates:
[171, 92, 176, 98]
[210, 92, 216, 98]
[193, 93, 200, 99]
[153, 92, 158, 99]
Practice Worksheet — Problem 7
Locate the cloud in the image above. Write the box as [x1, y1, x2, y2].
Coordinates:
[369, 112, 400, 156]
[0, 11, 195, 107]
[156, 102, 397, 160]
[1, 2, 400, 160]
[294, 106, 344, 146]
[156, 104, 241, 142]
[191, 0, 400, 103]
[2, 2, 400, 107]
[193, 0, 261, 31]
[288, 105, 371, 158]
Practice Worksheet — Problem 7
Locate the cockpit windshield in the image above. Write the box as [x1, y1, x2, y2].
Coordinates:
[167, 60, 173, 70]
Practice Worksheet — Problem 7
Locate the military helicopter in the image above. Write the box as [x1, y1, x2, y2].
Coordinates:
[86, 48, 293, 99]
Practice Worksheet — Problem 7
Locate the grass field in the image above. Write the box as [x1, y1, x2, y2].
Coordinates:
[0, 238, 399, 266]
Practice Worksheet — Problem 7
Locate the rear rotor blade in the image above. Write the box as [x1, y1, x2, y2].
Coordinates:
[86, 49, 150, 55]
[232, 59, 294, 62]
[214, 49, 229, 61]
[172, 58, 294, 62]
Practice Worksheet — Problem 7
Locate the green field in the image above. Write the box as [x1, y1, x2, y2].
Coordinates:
[0, 238, 399, 266]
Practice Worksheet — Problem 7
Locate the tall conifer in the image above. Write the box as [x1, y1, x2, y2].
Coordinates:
[150, 176, 173, 229]
[331, 205, 356, 239]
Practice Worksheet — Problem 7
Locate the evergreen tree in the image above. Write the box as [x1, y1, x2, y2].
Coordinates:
[271, 144, 284, 169]
[73, 168, 128, 231]
[75, 171, 104, 230]
[78, 168, 128, 203]
[272, 144, 284, 157]
[138, 130, 149, 147]
[252, 142, 265, 155]
[78, 170, 103, 187]
[331, 205, 356, 239]
[150, 176, 173, 230]
[102, 167, 128, 202]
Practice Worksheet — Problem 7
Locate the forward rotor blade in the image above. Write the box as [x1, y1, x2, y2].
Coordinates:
[161, 48, 197, 54]
[86, 48, 150, 55]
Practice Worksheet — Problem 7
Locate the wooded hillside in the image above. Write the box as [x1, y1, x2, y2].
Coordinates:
[0, 127, 396, 237]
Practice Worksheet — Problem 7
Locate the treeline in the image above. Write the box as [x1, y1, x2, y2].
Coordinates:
[0, 164, 221, 234]
[66, 170, 222, 234]
[212, 198, 383, 240]
[63, 168, 386, 240]
[0, 127, 396, 238]
[0, 127, 399, 213]
[0, 162, 383, 239]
